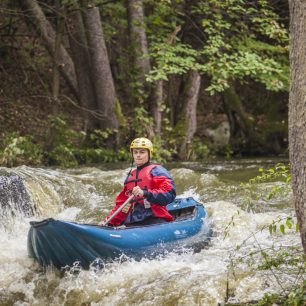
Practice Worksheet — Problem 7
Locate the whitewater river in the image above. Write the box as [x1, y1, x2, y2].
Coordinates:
[0, 159, 303, 305]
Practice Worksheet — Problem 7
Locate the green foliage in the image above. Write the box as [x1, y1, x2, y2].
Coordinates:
[129, 107, 175, 162]
[145, 0, 203, 82]
[251, 163, 292, 184]
[98, 0, 127, 40]
[255, 293, 282, 306]
[48, 144, 78, 168]
[255, 281, 306, 306]
[196, 0, 289, 93]
[128, 106, 187, 162]
[224, 164, 295, 237]
[46, 116, 85, 167]
[146, 0, 289, 94]
[0, 132, 43, 167]
[224, 209, 240, 239]
[239, 163, 292, 211]
[0, 114, 189, 167]
[268, 216, 299, 236]
[204, 51, 287, 94]
[0, 0, 291, 166]
[89, 129, 118, 148]
[192, 139, 210, 160]
[257, 245, 302, 271]
[114, 100, 126, 127]
[60, 0, 79, 6]
[131, 107, 155, 137]
[146, 0, 184, 40]
[73, 148, 129, 164]
[147, 43, 203, 82]
[150, 135, 175, 164]
[285, 281, 306, 306]
[228, 222, 304, 305]
[47, 115, 86, 147]
[226, 163, 304, 306]
[46, 116, 129, 167]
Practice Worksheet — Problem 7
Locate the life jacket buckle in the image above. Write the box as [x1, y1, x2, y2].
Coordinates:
[144, 199, 151, 209]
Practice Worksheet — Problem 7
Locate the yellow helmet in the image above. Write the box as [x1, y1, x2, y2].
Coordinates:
[130, 137, 153, 157]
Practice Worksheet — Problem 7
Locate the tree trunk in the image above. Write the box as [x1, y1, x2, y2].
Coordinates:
[150, 26, 182, 134]
[45, 2, 63, 151]
[179, 70, 201, 159]
[81, 2, 119, 136]
[152, 80, 163, 135]
[51, 2, 63, 114]
[222, 86, 254, 151]
[168, 75, 183, 127]
[67, 8, 100, 132]
[19, 0, 78, 98]
[127, 0, 151, 82]
[289, 0, 306, 254]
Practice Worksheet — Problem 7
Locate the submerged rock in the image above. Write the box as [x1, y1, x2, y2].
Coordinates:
[0, 174, 34, 218]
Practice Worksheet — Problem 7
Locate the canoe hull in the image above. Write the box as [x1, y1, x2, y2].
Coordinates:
[28, 197, 211, 269]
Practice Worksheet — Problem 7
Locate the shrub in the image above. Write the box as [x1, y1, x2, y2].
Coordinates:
[0, 132, 43, 167]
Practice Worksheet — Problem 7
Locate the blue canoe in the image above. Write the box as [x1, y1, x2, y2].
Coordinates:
[27, 197, 211, 269]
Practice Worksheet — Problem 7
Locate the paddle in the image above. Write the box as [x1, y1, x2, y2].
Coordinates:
[100, 195, 134, 226]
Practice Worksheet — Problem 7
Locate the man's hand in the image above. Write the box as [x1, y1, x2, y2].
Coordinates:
[132, 186, 144, 197]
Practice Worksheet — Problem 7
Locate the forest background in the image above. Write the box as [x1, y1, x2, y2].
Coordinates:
[0, 0, 290, 167]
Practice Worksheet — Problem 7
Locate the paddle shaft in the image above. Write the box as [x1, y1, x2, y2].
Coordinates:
[102, 195, 134, 226]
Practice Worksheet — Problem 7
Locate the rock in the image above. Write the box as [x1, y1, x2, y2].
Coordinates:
[206, 121, 230, 147]
[0, 174, 34, 218]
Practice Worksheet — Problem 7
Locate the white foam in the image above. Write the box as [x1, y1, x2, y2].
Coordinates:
[0, 166, 301, 305]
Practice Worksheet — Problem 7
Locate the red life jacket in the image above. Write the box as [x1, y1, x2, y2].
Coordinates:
[125, 164, 174, 222]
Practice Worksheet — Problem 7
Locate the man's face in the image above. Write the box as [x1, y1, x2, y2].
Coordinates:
[132, 148, 149, 166]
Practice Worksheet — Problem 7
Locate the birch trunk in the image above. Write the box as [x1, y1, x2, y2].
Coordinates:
[289, 0, 306, 254]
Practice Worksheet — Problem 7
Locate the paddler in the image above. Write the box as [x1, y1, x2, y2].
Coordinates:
[100, 137, 176, 226]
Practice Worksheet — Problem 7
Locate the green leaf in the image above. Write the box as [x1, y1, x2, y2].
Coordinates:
[286, 176, 292, 183]
[286, 218, 293, 229]
[273, 224, 277, 233]
[269, 224, 273, 235]
[280, 224, 285, 234]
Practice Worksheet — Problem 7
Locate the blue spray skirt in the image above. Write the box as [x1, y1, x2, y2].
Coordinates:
[27, 197, 211, 269]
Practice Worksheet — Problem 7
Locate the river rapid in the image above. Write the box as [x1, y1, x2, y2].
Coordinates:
[0, 159, 303, 305]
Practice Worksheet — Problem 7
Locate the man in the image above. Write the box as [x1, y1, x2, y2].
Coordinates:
[101, 137, 176, 226]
